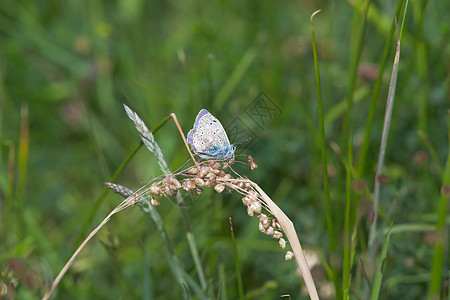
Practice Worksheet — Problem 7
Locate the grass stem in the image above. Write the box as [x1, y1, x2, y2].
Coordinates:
[229, 217, 244, 300]
[368, 16, 401, 249]
[310, 9, 335, 253]
[427, 110, 450, 299]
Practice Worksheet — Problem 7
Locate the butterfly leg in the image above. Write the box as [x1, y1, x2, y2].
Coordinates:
[169, 113, 201, 170]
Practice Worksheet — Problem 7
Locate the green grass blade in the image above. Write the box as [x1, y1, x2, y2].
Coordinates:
[187, 230, 208, 290]
[357, 0, 405, 177]
[17, 104, 29, 208]
[342, 1, 371, 297]
[369, 15, 402, 249]
[310, 9, 335, 254]
[3, 141, 15, 246]
[370, 225, 393, 300]
[229, 218, 244, 300]
[143, 247, 153, 300]
[342, 151, 353, 300]
[342, 0, 370, 150]
[412, 0, 429, 133]
[427, 110, 450, 299]
[218, 263, 227, 300]
[311, 11, 340, 298]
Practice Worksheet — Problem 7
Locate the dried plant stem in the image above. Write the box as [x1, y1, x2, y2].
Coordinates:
[168, 113, 200, 169]
[357, 0, 405, 177]
[368, 16, 401, 249]
[218, 178, 319, 300]
[42, 195, 139, 300]
[123, 104, 207, 289]
[251, 182, 319, 300]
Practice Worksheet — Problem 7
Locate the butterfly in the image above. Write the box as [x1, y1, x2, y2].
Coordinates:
[187, 109, 236, 160]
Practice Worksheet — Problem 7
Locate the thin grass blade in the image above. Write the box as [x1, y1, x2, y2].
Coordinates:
[427, 110, 450, 299]
[229, 217, 244, 300]
[369, 15, 402, 249]
[370, 225, 393, 300]
[357, 0, 405, 177]
[311, 9, 340, 298]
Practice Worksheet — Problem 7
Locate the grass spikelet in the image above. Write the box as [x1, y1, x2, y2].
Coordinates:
[123, 103, 170, 174]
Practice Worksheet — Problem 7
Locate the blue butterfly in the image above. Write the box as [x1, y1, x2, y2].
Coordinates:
[187, 109, 235, 160]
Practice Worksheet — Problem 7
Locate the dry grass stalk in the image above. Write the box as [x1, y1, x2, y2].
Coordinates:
[42, 192, 141, 300]
[217, 177, 320, 300]
[43, 157, 319, 300]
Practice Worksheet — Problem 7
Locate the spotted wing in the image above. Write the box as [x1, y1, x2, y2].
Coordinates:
[187, 109, 232, 159]
[187, 109, 208, 151]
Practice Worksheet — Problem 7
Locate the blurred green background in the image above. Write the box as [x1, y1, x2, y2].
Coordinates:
[1, 0, 449, 299]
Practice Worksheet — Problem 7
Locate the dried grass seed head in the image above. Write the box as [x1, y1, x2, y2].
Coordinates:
[242, 195, 252, 206]
[208, 160, 221, 170]
[247, 190, 258, 201]
[169, 176, 182, 190]
[257, 213, 268, 222]
[162, 185, 176, 198]
[184, 166, 199, 175]
[181, 178, 196, 191]
[206, 172, 216, 181]
[149, 182, 162, 197]
[258, 222, 266, 233]
[285, 251, 294, 261]
[217, 170, 226, 177]
[214, 184, 225, 193]
[273, 230, 283, 239]
[150, 196, 160, 207]
[248, 155, 258, 171]
[203, 179, 213, 188]
[194, 177, 205, 187]
[199, 166, 210, 178]
[222, 159, 235, 169]
[257, 213, 271, 229]
[249, 201, 262, 214]
[279, 238, 286, 249]
[265, 226, 274, 236]
[247, 205, 255, 217]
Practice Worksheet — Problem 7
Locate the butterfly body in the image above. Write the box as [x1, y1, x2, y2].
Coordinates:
[187, 109, 235, 160]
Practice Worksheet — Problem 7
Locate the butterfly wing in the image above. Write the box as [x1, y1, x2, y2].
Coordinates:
[187, 109, 234, 159]
[187, 109, 209, 153]
[199, 112, 231, 145]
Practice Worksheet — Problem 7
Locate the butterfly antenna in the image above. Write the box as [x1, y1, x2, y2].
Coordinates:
[169, 113, 200, 170]
[234, 136, 252, 146]
[173, 158, 195, 175]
